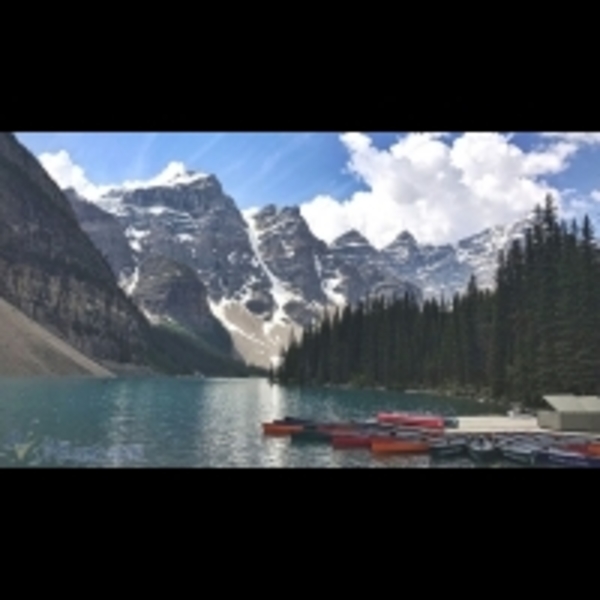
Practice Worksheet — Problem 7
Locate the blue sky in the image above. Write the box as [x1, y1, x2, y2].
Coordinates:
[15, 132, 367, 207]
[14, 132, 600, 247]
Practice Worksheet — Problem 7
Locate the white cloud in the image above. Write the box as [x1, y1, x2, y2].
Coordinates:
[38, 134, 595, 249]
[38, 150, 104, 200]
[300, 132, 581, 248]
[38, 150, 200, 202]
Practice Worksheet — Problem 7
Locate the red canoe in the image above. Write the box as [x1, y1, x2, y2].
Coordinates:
[371, 437, 430, 454]
[560, 441, 600, 457]
[331, 434, 372, 449]
[377, 412, 445, 429]
[262, 423, 303, 436]
[316, 425, 357, 436]
[332, 430, 430, 450]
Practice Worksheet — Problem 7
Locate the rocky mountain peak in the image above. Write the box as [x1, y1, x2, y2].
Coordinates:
[255, 204, 278, 219]
[331, 229, 372, 249]
[113, 173, 231, 217]
[388, 230, 418, 248]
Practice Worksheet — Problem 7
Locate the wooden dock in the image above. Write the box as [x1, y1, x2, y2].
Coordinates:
[450, 416, 542, 433]
[445, 415, 600, 440]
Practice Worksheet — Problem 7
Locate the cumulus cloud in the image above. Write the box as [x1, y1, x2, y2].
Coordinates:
[300, 132, 582, 248]
[38, 150, 103, 200]
[38, 134, 596, 249]
[38, 150, 195, 201]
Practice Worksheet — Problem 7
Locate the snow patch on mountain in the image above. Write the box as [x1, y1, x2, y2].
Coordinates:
[122, 266, 140, 296]
[177, 233, 194, 243]
[86, 164, 211, 213]
[243, 209, 303, 324]
[125, 227, 150, 252]
[322, 275, 346, 305]
[209, 299, 270, 348]
[314, 254, 345, 306]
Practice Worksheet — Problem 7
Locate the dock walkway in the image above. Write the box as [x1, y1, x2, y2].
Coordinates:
[450, 416, 541, 433]
[446, 416, 600, 440]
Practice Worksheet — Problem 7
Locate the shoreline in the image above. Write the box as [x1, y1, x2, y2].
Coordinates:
[272, 379, 511, 409]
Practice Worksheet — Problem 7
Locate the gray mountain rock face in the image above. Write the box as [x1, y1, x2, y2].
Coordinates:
[252, 204, 328, 306]
[109, 175, 274, 317]
[131, 254, 234, 356]
[381, 217, 534, 299]
[325, 229, 423, 305]
[64, 165, 534, 367]
[64, 188, 136, 282]
[246, 206, 423, 323]
[0, 133, 149, 364]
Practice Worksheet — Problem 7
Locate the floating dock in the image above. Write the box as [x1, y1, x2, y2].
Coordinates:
[448, 416, 542, 433]
[446, 415, 600, 440]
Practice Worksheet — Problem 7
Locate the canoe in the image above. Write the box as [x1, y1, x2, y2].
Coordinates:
[536, 448, 600, 468]
[443, 417, 459, 429]
[560, 442, 590, 454]
[377, 412, 445, 429]
[499, 442, 540, 465]
[349, 418, 380, 427]
[276, 418, 361, 433]
[262, 423, 304, 436]
[414, 427, 445, 438]
[371, 438, 430, 454]
[377, 411, 442, 423]
[429, 438, 467, 458]
[332, 434, 372, 449]
[584, 442, 600, 457]
[316, 426, 358, 437]
[555, 439, 600, 457]
[314, 421, 361, 431]
[388, 431, 432, 442]
[467, 438, 499, 462]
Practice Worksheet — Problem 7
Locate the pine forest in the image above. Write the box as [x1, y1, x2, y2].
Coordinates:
[275, 196, 600, 407]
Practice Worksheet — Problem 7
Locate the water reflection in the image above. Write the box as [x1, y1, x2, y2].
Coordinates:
[260, 382, 288, 468]
[106, 381, 132, 466]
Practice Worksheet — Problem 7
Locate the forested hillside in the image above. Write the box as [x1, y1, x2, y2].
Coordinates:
[276, 196, 600, 407]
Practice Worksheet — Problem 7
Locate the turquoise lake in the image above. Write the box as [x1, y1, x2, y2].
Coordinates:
[0, 377, 506, 468]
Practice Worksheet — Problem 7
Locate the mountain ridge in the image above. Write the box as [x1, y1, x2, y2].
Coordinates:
[62, 168, 536, 369]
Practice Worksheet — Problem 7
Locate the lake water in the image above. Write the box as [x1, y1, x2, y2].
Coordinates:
[0, 377, 510, 468]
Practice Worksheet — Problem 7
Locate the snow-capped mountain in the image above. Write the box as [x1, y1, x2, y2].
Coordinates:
[380, 216, 534, 300]
[64, 165, 533, 368]
[66, 171, 421, 368]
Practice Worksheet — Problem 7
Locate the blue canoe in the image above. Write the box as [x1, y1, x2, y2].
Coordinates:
[536, 448, 600, 468]
[430, 437, 467, 459]
[499, 441, 540, 465]
[467, 438, 499, 463]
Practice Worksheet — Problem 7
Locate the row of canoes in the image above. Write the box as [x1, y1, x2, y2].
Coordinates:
[261, 413, 600, 467]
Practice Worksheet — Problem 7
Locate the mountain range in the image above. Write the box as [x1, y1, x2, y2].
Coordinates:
[60, 165, 534, 369]
[0, 131, 541, 374]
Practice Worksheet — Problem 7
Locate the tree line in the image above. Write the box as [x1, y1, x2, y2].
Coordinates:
[274, 196, 600, 407]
